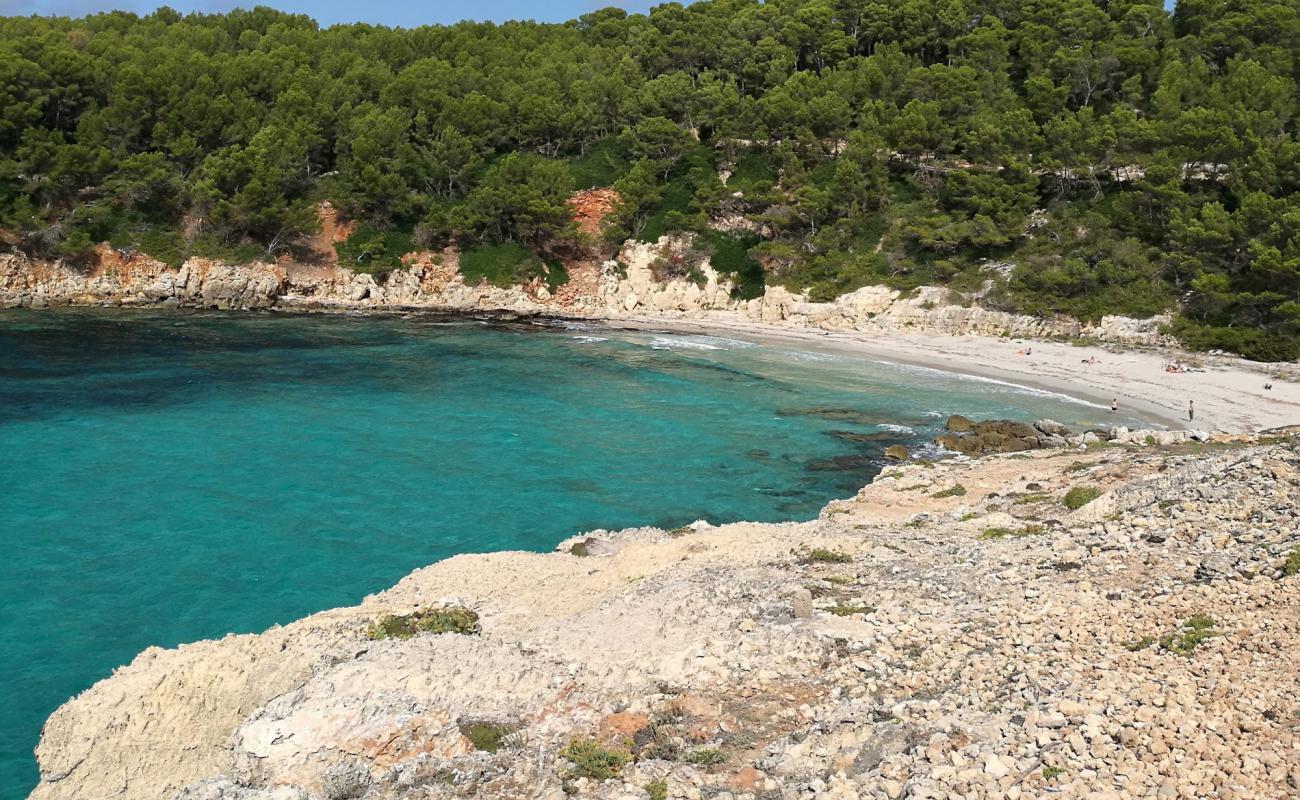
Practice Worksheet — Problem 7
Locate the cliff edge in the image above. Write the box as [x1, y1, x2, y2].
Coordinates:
[30, 435, 1300, 800]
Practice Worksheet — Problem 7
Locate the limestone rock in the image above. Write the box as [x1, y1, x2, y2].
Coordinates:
[883, 445, 910, 461]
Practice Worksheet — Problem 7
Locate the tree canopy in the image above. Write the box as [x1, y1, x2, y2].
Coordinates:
[0, 0, 1297, 359]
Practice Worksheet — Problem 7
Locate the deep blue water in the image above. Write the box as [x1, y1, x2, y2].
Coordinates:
[0, 310, 1145, 796]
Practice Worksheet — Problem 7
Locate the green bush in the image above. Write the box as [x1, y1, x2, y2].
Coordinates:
[932, 484, 967, 498]
[459, 243, 566, 290]
[978, 525, 1045, 540]
[560, 738, 630, 780]
[684, 747, 725, 765]
[458, 721, 516, 753]
[695, 230, 764, 300]
[645, 779, 667, 800]
[365, 606, 480, 640]
[1169, 319, 1300, 363]
[1159, 615, 1217, 657]
[800, 548, 852, 564]
[335, 224, 416, 273]
[1281, 547, 1300, 578]
[567, 138, 632, 189]
[1063, 486, 1102, 510]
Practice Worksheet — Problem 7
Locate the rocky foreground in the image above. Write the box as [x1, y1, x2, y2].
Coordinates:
[32, 432, 1300, 800]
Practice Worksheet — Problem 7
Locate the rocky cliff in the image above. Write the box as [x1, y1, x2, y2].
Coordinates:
[0, 236, 1172, 346]
[29, 433, 1300, 800]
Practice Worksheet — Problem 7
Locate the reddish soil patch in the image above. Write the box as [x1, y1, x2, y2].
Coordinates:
[568, 188, 620, 241]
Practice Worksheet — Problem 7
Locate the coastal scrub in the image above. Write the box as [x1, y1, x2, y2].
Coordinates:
[365, 606, 480, 640]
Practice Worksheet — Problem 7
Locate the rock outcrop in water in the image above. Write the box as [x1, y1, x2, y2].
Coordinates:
[30, 432, 1300, 800]
[0, 234, 1172, 346]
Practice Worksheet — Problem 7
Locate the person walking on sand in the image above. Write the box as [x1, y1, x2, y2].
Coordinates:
[1188, 400, 1194, 423]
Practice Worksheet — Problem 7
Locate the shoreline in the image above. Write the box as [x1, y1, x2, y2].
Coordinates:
[599, 314, 1299, 433]
[8, 302, 1299, 432]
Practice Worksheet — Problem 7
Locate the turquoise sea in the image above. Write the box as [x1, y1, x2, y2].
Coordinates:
[0, 310, 1145, 796]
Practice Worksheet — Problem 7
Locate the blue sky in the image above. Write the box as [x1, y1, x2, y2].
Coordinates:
[0, 0, 674, 26]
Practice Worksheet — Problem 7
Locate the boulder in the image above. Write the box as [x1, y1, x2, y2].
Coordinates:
[883, 445, 910, 461]
[934, 434, 983, 455]
[945, 414, 974, 433]
[1035, 419, 1073, 437]
[973, 420, 1038, 439]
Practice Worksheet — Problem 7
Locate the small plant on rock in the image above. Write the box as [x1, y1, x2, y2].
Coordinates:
[1159, 615, 1217, 657]
[799, 548, 852, 564]
[458, 721, 517, 753]
[365, 606, 480, 640]
[684, 747, 726, 766]
[1013, 493, 1053, 505]
[1122, 636, 1156, 652]
[827, 604, 875, 617]
[1063, 486, 1101, 510]
[978, 525, 1045, 540]
[560, 738, 630, 780]
[646, 779, 668, 800]
[931, 484, 967, 498]
[1282, 547, 1300, 578]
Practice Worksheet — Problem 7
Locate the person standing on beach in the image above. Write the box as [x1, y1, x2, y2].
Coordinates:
[1188, 400, 1195, 423]
[1110, 399, 1118, 413]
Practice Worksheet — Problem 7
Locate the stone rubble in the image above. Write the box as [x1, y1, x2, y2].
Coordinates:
[29, 434, 1300, 800]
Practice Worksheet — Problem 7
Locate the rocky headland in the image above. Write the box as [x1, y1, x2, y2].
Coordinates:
[28, 428, 1300, 800]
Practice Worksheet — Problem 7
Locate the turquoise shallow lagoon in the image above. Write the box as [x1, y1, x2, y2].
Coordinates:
[0, 310, 1145, 796]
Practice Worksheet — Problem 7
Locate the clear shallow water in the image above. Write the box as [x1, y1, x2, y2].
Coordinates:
[0, 310, 1146, 795]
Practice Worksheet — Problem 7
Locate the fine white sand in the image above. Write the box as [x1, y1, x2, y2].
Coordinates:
[607, 316, 1300, 433]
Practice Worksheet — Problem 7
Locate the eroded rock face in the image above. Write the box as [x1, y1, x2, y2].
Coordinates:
[28, 436, 1300, 800]
[0, 235, 1175, 348]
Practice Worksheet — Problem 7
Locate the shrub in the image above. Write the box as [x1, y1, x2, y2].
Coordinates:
[459, 242, 566, 290]
[560, 738, 630, 780]
[1063, 486, 1101, 510]
[932, 484, 967, 498]
[566, 138, 632, 189]
[365, 606, 480, 640]
[827, 604, 875, 616]
[1122, 636, 1156, 652]
[684, 747, 726, 765]
[1282, 547, 1300, 578]
[646, 779, 668, 800]
[1159, 615, 1217, 657]
[800, 548, 852, 564]
[459, 721, 516, 753]
[978, 525, 1045, 540]
[335, 224, 416, 273]
[1013, 493, 1053, 505]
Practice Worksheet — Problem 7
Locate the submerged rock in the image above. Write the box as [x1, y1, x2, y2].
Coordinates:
[826, 430, 897, 443]
[805, 454, 878, 471]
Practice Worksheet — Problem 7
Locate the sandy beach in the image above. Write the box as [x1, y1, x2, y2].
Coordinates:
[609, 315, 1300, 433]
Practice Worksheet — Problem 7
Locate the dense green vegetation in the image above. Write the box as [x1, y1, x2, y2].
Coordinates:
[0, 1, 1297, 357]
